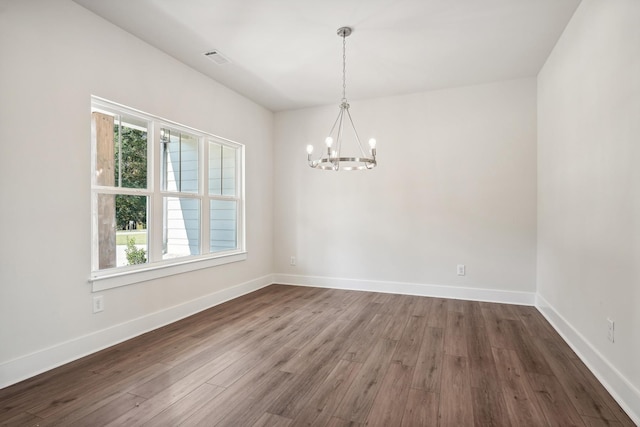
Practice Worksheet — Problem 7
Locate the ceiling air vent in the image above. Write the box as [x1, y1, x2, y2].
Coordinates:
[203, 50, 230, 65]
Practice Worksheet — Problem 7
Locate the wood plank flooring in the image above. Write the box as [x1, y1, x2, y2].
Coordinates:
[0, 285, 635, 426]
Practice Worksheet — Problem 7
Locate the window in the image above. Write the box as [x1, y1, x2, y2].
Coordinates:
[90, 97, 245, 290]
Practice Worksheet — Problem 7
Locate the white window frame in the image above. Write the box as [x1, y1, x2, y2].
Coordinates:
[89, 97, 246, 291]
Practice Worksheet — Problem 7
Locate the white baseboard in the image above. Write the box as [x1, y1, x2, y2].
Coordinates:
[0, 274, 274, 389]
[536, 294, 640, 425]
[273, 274, 536, 306]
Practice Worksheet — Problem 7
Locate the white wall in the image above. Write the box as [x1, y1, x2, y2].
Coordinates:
[537, 0, 640, 418]
[274, 79, 537, 301]
[0, 0, 273, 386]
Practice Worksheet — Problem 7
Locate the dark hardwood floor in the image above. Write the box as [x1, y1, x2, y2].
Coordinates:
[0, 285, 635, 426]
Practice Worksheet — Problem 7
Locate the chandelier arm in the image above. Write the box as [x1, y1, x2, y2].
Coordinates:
[327, 108, 342, 140]
[339, 109, 346, 152]
[335, 107, 346, 169]
[320, 108, 343, 163]
[365, 158, 376, 169]
[345, 107, 368, 158]
[336, 108, 345, 150]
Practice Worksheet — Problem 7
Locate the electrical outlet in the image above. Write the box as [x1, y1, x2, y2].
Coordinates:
[290, 256, 296, 266]
[457, 264, 466, 276]
[93, 295, 104, 313]
[607, 318, 614, 342]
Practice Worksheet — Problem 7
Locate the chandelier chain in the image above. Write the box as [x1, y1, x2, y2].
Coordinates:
[342, 33, 347, 101]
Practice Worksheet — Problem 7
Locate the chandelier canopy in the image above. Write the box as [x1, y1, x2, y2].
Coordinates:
[307, 27, 377, 171]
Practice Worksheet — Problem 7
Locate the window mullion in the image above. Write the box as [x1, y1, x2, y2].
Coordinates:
[149, 121, 163, 263]
[91, 192, 99, 271]
[238, 145, 245, 250]
[202, 138, 210, 255]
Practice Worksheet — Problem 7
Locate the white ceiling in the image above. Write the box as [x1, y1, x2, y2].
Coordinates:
[73, 0, 580, 112]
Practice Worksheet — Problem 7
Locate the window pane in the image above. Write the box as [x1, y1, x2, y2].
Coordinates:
[163, 197, 200, 259]
[210, 200, 237, 252]
[115, 117, 148, 189]
[209, 142, 236, 196]
[97, 194, 148, 269]
[222, 146, 236, 196]
[162, 128, 199, 193]
[209, 142, 222, 195]
[92, 111, 148, 189]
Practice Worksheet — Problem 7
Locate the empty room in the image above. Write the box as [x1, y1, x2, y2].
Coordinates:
[0, 0, 638, 425]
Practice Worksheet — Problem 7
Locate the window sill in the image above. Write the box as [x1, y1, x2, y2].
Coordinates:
[90, 252, 247, 291]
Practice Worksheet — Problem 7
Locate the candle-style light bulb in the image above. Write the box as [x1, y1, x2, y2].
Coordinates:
[368, 138, 377, 149]
[325, 137, 333, 147]
[306, 144, 314, 155]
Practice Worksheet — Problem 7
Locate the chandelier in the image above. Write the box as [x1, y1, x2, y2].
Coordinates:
[307, 27, 377, 171]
